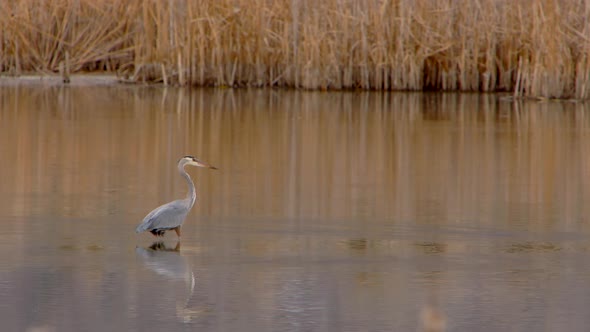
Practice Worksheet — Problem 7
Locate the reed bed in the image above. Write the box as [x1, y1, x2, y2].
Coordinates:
[1, 0, 590, 98]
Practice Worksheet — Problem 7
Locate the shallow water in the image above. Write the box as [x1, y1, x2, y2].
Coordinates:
[2, 85, 590, 331]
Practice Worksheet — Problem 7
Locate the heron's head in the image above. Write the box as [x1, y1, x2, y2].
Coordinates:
[180, 156, 218, 170]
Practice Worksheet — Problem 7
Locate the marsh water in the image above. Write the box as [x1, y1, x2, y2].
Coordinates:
[2, 83, 590, 331]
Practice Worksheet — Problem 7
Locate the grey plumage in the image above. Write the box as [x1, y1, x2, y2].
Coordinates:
[136, 156, 217, 238]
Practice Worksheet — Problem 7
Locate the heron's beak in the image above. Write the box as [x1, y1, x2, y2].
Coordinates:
[195, 160, 218, 170]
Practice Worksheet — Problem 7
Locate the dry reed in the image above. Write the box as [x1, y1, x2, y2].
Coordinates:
[1, 0, 590, 99]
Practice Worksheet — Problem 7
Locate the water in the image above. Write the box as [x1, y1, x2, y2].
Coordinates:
[2, 84, 590, 331]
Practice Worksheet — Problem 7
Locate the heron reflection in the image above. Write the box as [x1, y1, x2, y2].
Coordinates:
[136, 241, 211, 322]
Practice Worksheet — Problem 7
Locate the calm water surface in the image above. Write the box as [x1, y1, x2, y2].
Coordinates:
[2, 85, 590, 331]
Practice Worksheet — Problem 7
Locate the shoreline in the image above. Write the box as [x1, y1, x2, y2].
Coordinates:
[0, 74, 121, 87]
[0, 74, 567, 103]
[0, 74, 572, 103]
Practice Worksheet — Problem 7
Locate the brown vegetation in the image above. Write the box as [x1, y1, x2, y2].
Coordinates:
[1, 0, 590, 98]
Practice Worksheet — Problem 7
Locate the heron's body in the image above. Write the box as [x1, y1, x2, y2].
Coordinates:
[135, 156, 216, 238]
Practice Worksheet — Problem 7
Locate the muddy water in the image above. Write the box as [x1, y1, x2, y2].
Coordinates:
[1, 85, 590, 331]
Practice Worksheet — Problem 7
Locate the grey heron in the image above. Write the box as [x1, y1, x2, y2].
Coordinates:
[135, 156, 217, 238]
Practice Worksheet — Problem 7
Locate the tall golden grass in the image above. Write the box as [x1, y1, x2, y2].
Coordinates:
[1, 0, 590, 98]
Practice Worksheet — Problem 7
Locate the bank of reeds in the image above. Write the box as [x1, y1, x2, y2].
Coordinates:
[1, 0, 590, 99]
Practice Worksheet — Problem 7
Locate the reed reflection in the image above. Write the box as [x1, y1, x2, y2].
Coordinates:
[2, 87, 590, 231]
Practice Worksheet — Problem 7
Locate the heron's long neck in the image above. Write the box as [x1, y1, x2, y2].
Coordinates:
[179, 164, 196, 208]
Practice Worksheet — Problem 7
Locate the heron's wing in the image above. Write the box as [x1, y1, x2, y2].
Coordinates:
[135, 199, 190, 233]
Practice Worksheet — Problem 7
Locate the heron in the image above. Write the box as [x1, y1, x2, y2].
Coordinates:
[135, 156, 217, 238]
